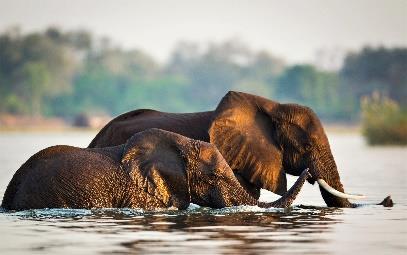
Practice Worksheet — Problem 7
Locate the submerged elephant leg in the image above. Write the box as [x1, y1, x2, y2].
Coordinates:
[259, 169, 310, 208]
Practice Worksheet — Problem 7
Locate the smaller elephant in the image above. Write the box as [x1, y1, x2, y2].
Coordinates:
[1, 129, 310, 211]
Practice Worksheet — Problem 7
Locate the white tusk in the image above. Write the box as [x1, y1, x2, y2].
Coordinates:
[317, 179, 366, 200]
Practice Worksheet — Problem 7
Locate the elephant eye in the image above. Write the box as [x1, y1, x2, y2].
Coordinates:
[305, 143, 312, 151]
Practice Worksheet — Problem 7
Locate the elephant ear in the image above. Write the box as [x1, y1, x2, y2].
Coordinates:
[121, 129, 190, 209]
[209, 91, 287, 195]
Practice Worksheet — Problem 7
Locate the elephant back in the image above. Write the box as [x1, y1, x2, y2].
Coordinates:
[2, 145, 130, 210]
[88, 109, 214, 148]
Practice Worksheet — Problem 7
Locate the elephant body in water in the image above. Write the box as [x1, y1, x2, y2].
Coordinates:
[89, 91, 377, 208]
[2, 129, 310, 210]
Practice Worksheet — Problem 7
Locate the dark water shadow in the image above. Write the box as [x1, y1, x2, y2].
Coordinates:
[1, 205, 344, 254]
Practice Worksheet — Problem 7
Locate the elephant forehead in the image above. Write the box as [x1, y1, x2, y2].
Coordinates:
[214, 106, 257, 127]
[195, 142, 235, 176]
[198, 142, 221, 162]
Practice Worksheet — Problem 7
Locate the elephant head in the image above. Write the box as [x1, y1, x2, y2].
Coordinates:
[121, 128, 309, 209]
[209, 91, 364, 207]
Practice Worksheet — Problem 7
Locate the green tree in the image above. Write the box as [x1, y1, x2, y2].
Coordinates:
[167, 40, 284, 110]
[341, 47, 407, 106]
[17, 62, 50, 115]
[0, 27, 80, 115]
[276, 65, 343, 120]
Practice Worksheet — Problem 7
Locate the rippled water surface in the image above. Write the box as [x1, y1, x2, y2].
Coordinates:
[0, 131, 406, 254]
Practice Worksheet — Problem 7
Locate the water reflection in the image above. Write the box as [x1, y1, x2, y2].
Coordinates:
[2, 206, 343, 254]
[1, 132, 404, 254]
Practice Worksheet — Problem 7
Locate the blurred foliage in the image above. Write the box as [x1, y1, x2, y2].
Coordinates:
[341, 47, 407, 107]
[276, 65, 343, 120]
[166, 40, 284, 110]
[361, 92, 407, 145]
[0, 27, 406, 125]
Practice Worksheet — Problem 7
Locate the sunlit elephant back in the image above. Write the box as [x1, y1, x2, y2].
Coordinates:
[89, 109, 213, 148]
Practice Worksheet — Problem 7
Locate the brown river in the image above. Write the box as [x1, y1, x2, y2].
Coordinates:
[0, 131, 406, 254]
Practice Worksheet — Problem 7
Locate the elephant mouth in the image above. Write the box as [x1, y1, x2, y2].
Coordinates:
[316, 178, 366, 200]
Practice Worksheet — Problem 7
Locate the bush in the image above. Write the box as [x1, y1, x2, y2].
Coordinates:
[361, 92, 407, 145]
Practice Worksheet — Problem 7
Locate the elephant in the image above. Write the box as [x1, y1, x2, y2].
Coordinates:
[1, 128, 310, 211]
[88, 91, 383, 208]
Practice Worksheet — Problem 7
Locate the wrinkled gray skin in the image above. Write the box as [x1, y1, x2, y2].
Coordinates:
[89, 91, 376, 208]
[1, 129, 310, 211]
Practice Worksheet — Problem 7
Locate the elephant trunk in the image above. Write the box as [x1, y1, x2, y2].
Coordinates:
[310, 147, 393, 208]
[258, 168, 310, 208]
[221, 169, 310, 209]
[311, 148, 354, 207]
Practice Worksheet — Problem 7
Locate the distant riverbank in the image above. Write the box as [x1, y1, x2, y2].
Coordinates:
[1, 114, 360, 134]
[0, 114, 111, 132]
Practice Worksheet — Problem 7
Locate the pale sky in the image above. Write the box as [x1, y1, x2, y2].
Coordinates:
[0, 0, 406, 66]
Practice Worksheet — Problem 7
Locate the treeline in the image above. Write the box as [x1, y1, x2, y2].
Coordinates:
[361, 92, 407, 145]
[0, 27, 406, 122]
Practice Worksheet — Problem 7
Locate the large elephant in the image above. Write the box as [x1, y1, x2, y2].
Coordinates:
[1, 129, 310, 211]
[89, 91, 367, 208]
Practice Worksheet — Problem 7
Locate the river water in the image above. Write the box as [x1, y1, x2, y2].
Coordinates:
[0, 131, 405, 254]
